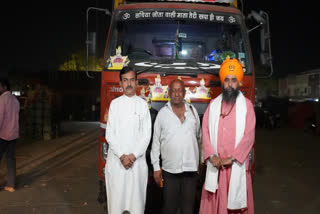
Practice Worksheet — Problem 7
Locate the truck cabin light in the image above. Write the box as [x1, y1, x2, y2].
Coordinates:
[181, 50, 188, 56]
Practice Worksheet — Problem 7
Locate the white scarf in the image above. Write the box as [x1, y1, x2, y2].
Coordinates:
[204, 92, 247, 209]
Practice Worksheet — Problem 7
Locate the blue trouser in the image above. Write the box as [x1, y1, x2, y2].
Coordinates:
[0, 138, 16, 187]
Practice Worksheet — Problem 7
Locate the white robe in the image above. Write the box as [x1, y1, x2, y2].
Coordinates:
[105, 95, 152, 214]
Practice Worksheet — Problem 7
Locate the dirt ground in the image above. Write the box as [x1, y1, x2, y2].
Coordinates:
[253, 126, 320, 214]
[0, 123, 319, 214]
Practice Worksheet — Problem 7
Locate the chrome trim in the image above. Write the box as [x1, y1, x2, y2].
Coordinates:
[100, 122, 107, 129]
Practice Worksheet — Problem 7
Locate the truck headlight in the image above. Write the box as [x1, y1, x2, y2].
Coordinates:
[102, 142, 109, 160]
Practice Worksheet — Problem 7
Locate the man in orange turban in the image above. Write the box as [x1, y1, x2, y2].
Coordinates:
[218, 58, 244, 104]
[199, 57, 256, 214]
[219, 58, 244, 85]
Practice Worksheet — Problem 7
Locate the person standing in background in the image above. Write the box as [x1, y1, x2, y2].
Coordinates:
[0, 78, 20, 192]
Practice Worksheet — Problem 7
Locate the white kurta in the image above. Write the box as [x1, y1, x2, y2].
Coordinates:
[105, 95, 151, 214]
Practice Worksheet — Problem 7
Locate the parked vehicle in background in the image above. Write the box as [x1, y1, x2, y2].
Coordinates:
[255, 94, 289, 130]
[279, 69, 320, 135]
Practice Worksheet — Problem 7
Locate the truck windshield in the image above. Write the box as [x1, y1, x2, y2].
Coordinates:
[105, 11, 251, 74]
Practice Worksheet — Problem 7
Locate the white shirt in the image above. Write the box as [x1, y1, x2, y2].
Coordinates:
[151, 101, 201, 174]
[106, 95, 151, 159]
[105, 94, 151, 214]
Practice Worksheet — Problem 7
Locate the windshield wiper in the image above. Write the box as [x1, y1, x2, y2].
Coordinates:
[136, 59, 175, 74]
[160, 72, 197, 78]
[186, 61, 220, 75]
[196, 66, 219, 75]
[136, 63, 158, 74]
[137, 65, 198, 77]
[136, 61, 220, 76]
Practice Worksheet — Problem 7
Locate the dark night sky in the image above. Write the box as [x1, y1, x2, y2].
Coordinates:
[6, 0, 320, 77]
[8, 0, 111, 73]
[245, 1, 320, 76]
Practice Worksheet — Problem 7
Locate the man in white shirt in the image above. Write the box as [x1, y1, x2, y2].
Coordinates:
[105, 67, 152, 214]
[151, 79, 201, 214]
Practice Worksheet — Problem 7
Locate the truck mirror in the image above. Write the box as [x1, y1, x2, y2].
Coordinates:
[258, 11, 272, 68]
[260, 27, 267, 52]
[248, 10, 274, 76]
[248, 10, 265, 25]
[259, 13, 270, 52]
[247, 10, 265, 33]
[260, 52, 269, 66]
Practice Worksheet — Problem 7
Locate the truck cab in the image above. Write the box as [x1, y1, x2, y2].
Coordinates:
[97, 0, 271, 210]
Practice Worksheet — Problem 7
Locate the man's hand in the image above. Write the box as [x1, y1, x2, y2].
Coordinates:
[221, 157, 233, 166]
[209, 155, 223, 168]
[120, 155, 133, 169]
[153, 170, 163, 187]
[128, 153, 136, 164]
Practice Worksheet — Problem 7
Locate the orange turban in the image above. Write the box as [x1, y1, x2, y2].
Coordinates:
[219, 58, 244, 83]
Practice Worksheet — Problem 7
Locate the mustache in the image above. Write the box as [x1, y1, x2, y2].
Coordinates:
[126, 86, 133, 90]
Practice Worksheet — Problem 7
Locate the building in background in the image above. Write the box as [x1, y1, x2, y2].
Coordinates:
[279, 69, 320, 100]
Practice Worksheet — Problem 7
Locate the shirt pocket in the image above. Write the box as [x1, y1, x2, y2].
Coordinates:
[185, 116, 197, 133]
[127, 113, 141, 132]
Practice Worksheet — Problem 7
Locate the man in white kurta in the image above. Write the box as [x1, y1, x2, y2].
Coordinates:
[105, 67, 151, 214]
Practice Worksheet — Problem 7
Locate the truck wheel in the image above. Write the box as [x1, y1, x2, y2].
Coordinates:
[97, 179, 108, 211]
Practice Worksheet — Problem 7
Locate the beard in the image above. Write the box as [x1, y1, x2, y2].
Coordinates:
[222, 86, 240, 104]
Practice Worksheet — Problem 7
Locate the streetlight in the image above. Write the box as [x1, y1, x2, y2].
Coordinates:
[86, 7, 111, 78]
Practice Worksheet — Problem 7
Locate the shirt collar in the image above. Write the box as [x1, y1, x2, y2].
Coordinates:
[166, 100, 191, 112]
[123, 94, 137, 99]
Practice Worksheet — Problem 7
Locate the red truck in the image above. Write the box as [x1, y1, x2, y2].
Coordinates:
[95, 0, 272, 210]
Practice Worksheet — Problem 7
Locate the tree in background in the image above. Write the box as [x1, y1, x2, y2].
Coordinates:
[58, 51, 103, 72]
